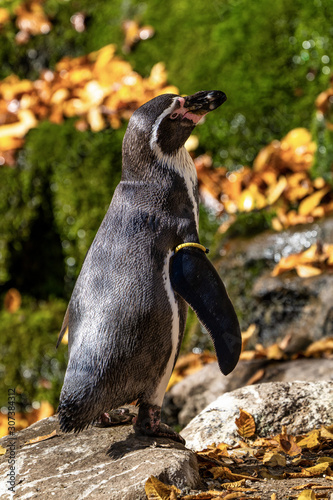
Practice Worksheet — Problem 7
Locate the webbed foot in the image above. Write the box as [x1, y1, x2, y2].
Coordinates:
[133, 403, 185, 445]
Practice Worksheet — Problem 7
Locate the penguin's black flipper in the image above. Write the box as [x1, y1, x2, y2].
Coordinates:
[170, 248, 242, 375]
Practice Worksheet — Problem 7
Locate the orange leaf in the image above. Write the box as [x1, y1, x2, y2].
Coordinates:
[298, 187, 330, 216]
[295, 264, 322, 278]
[4, 288, 21, 313]
[277, 433, 302, 456]
[262, 451, 286, 467]
[235, 409, 256, 438]
[144, 476, 180, 500]
[297, 430, 321, 450]
[24, 429, 57, 446]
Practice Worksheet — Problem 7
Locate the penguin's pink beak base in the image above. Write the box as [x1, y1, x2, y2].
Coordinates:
[171, 90, 227, 124]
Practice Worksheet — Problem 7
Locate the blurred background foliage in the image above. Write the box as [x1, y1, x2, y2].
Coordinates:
[0, 0, 333, 415]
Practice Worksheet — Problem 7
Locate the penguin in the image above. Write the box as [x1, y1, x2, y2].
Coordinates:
[57, 90, 242, 444]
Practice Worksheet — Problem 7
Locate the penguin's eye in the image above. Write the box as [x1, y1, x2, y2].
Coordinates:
[170, 112, 178, 120]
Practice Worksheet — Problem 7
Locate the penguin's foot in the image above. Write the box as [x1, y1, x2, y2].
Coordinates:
[94, 408, 135, 427]
[133, 403, 185, 445]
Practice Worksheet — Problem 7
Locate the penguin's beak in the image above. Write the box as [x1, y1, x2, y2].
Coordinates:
[184, 90, 227, 115]
[172, 90, 226, 124]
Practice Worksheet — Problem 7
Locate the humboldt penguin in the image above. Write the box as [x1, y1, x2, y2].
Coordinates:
[57, 90, 242, 444]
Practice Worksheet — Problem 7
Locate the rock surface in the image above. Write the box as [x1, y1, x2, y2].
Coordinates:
[213, 216, 333, 349]
[181, 380, 333, 450]
[165, 357, 333, 427]
[0, 414, 200, 500]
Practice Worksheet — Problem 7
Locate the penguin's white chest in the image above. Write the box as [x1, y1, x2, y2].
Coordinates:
[151, 250, 179, 406]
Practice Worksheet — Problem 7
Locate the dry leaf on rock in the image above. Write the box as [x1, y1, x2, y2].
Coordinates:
[145, 476, 180, 500]
[23, 429, 57, 446]
[235, 409, 256, 439]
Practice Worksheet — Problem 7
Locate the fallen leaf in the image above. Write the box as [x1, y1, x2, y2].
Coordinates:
[317, 456, 333, 464]
[295, 264, 322, 277]
[145, 476, 180, 500]
[235, 409, 256, 439]
[292, 483, 325, 490]
[262, 451, 286, 467]
[277, 433, 302, 456]
[210, 466, 257, 482]
[23, 429, 57, 446]
[297, 430, 321, 450]
[298, 187, 330, 216]
[296, 491, 316, 500]
[4, 288, 21, 313]
[320, 425, 333, 440]
[304, 338, 333, 358]
[290, 462, 331, 478]
[0, 446, 6, 455]
[245, 368, 265, 386]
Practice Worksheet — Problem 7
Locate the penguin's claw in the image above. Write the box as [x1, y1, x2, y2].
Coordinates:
[94, 408, 135, 427]
[133, 403, 186, 445]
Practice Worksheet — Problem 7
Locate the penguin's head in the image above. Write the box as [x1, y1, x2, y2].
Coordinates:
[122, 90, 226, 178]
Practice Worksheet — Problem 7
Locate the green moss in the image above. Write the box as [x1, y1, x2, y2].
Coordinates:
[0, 297, 67, 410]
[224, 210, 276, 239]
[0, 120, 123, 298]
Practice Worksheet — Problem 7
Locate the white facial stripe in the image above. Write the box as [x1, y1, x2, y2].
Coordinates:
[149, 98, 199, 231]
[150, 97, 179, 150]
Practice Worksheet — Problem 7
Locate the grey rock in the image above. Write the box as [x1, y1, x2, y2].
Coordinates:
[0, 414, 201, 500]
[166, 357, 333, 428]
[181, 380, 333, 450]
[215, 216, 333, 349]
[165, 359, 269, 427]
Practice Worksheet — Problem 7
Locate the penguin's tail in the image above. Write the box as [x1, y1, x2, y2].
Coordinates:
[57, 373, 105, 432]
[57, 399, 92, 433]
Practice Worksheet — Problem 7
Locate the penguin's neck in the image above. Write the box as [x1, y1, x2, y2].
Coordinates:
[155, 146, 199, 232]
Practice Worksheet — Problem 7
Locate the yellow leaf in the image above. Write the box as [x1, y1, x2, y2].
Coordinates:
[302, 461, 331, 476]
[210, 466, 256, 482]
[265, 344, 285, 360]
[23, 429, 57, 446]
[238, 189, 254, 212]
[266, 175, 287, 205]
[304, 337, 333, 357]
[241, 323, 257, 350]
[145, 476, 180, 500]
[317, 456, 333, 464]
[245, 368, 265, 386]
[297, 430, 320, 450]
[282, 128, 312, 149]
[0, 8, 10, 25]
[320, 425, 333, 440]
[220, 479, 246, 489]
[292, 483, 323, 490]
[298, 187, 330, 216]
[262, 451, 286, 467]
[0, 445, 6, 455]
[235, 409, 256, 438]
[296, 491, 316, 500]
[295, 264, 322, 278]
